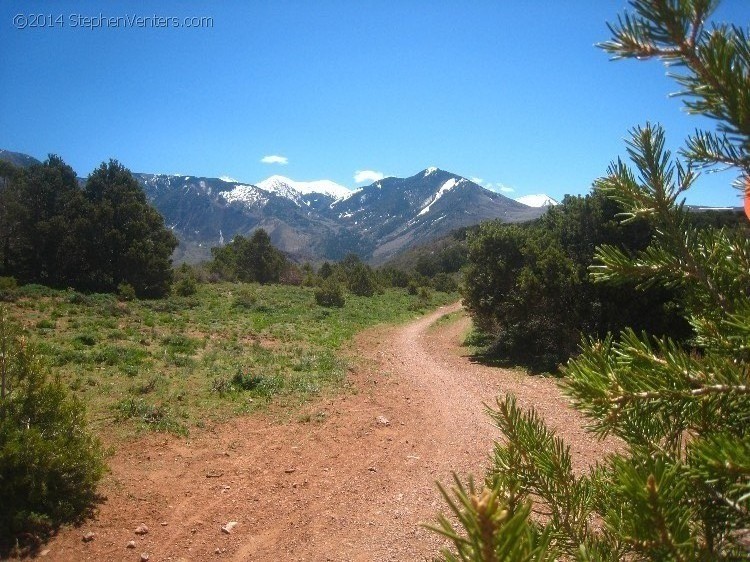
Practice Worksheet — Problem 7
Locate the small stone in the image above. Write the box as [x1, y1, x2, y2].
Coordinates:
[284, 468, 296, 474]
[126, 540, 136, 549]
[376, 415, 390, 426]
[221, 521, 238, 534]
[82, 531, 95, 542]
[215, 547, 221, 554]
[39, 549, 51, 556]
[161, 521, 168, 526]
[140, 553, 150, 562]
[368, 466, 377, 472]
[135, 524, 149, 535]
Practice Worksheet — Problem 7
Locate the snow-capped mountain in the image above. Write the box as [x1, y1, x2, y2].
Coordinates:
[0, 149, 549, 264]
[514, 194, 559, 207]
[257, 175, 351, 200]
[329, 168, 543, 262]
[139, 168, 548, 263]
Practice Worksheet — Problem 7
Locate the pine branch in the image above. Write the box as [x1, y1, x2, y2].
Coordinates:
[487, 396, 600, 555]
[611, 383, 749, 405]
[428, 474, 557, 562]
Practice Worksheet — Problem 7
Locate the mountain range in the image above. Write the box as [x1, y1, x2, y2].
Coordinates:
[138, 167, 548, 263]
[0, 149, 549, 264]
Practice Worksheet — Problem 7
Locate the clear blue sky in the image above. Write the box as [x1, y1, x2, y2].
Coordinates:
[1, 1, 748, 206]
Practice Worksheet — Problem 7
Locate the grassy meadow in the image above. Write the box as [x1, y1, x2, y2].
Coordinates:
[4, 282, 457, 439]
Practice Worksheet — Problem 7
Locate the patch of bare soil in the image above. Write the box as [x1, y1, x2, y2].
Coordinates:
[39, 304, 617, 561]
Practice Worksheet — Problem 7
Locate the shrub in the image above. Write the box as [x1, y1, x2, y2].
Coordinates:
[231, 370, 264, 391]
[232, 286, 258, 309]
[431, 272, 458, 293]
[0, 309, 105, 550]
[408, 286, 434, 311]
[173, 263, 198, 296]
[117, 282, 137, 301]
[345, 263, 377, 297]
[279, 263, 304, 286]
[0, 277, 17, 292]
[315, 279, 345, 308]
[406, 280, 420, 295]
[463, 193, 691, 372]
[173, 275, 197, 297]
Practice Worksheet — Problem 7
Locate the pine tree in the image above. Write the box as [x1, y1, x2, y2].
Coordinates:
[0, 156, 85, 286]
[0, 308, 104, 550]
[209, 229, 287, 283]
[431, 1, 750, 559]
[82, 160, 178, 297]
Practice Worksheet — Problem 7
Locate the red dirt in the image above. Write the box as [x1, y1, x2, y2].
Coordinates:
[38, 303, 617, 561]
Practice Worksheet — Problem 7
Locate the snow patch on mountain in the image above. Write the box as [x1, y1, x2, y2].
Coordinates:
[418, 178, 461, 216]
[257, 175, 351, 199]
[219, 184, 268, 208]
[515, 194, 559, 207]
[331, 187, 363, 207]
[424, 167, 438, 176]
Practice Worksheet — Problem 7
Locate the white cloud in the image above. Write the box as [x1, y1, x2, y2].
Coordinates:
[354, 170, 385, 183]
[261, 155, 288, 165]
[471, 178, 516, 193]
[219, 175, 238, 183]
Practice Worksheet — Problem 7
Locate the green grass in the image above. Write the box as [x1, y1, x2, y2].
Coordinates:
[4, 283, 456, 438]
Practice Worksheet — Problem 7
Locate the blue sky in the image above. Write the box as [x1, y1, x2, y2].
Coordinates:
[1, 1, 747, 206]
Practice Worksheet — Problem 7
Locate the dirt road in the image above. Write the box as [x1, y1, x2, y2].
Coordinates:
[44, 303, 615, 561]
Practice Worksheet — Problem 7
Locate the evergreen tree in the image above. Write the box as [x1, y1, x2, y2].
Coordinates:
[0, 309, 104, 550]
[433, 1, 750, 559]
[0, 157, 177, 297]
[243, 229, 285, 284]
[82, 160, 178, 297]
[209, 229, 287, 283]
[0, 156, 85, 286]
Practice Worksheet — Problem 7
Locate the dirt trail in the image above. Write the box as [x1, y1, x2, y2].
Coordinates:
[44, 304, 617, 561]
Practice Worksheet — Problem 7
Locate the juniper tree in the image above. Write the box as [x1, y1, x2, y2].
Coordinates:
[431, 1, 750, 560]
[0, 309, 104, 550]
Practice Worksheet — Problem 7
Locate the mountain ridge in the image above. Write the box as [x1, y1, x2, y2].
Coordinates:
[0, 150, 545, 264]
[135, 166, 546, 264]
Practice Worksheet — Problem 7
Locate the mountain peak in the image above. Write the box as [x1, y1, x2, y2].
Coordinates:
[514, 194, 559, 207]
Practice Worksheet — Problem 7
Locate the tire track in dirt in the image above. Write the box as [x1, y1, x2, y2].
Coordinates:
[42, 304, 616, 561]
